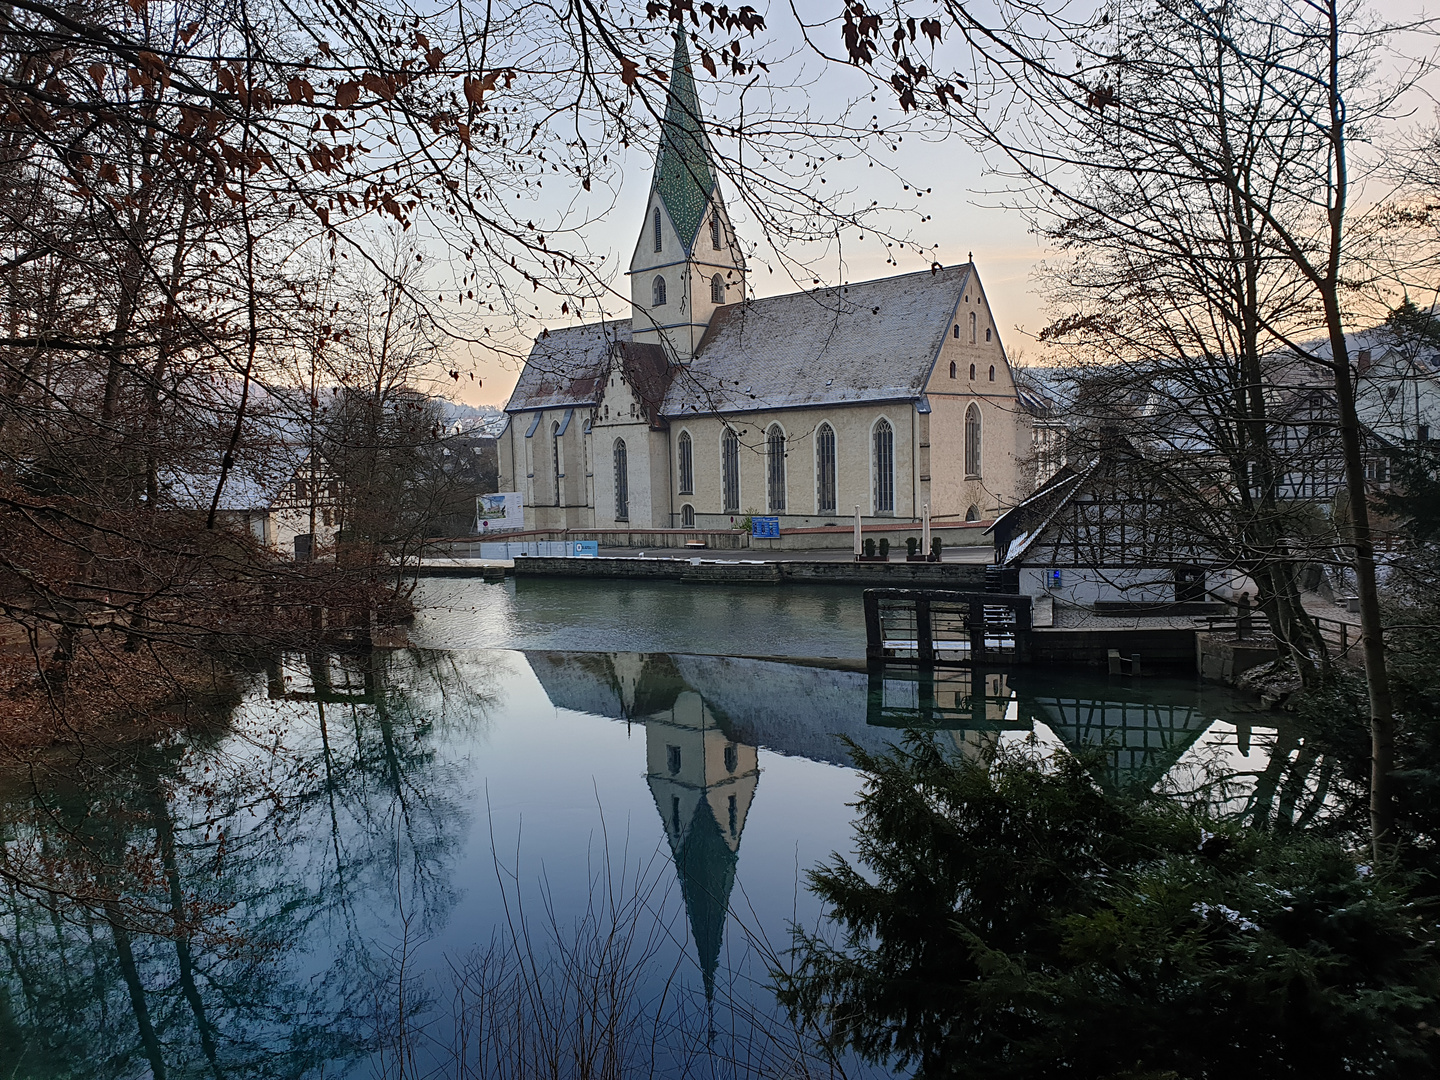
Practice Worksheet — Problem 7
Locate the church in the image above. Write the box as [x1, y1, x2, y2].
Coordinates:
[499, 34, 1037, 532]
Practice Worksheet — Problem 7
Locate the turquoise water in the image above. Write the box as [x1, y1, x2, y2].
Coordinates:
[0, 580, 1279, 1078]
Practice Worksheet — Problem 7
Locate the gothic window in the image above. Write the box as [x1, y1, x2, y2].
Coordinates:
[711, 213, 722, 251]
[966, 503, 980, 522]
[710, 273, 725, 304]
[613, 438, 629, 520]
[816, 423, 837, 514]
[551, 421, 563, 507]
[949, 360, 957, 379]
[969, 363, 976, 379]
[965, 403, 982, 478]
[969, 311, 977, 343]
[953, 324, 959, 339]
[678, 430, 694, 493]
[986, 327, 992, 341]
[681, 503, 695, 528]
[652, 275, 667, 306]
[766, 424, 787, 512]
[653, 205, 662, 252]
[724, 744, 738, 772]
[722, 430, 740, 512]
[873, 418, 894, 514]
[989, 365, 996, 381]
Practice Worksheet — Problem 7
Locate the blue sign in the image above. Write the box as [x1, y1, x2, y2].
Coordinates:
[570, 541, 598, 558]
[752, 516, 780, 538]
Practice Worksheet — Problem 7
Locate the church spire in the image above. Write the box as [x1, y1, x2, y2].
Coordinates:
[652, 32, 716, 253]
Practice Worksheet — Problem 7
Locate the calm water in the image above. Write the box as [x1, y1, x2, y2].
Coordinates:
[0, 579, 1289, 1078]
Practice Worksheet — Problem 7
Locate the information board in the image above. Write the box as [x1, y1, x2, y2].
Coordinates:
[751, 516, 780, 538]
[475, 492, 524, 532]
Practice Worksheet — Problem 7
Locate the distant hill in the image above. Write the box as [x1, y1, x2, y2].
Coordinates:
[436, 400, 508, 437]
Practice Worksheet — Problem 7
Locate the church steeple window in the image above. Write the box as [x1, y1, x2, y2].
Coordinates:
[652, 275, 667, 307]
[654, 206, 662, 252]
[710, 273, 725, 304]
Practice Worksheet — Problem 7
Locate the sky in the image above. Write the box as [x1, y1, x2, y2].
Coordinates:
[444, 0, 1436, 409]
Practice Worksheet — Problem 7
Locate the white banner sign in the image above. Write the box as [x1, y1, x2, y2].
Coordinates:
[475, 492, 524, 532]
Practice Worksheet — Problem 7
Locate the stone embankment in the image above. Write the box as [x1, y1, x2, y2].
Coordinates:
[506, 555, 988, 589]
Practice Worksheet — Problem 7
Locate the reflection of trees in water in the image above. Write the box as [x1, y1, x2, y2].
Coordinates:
[0, 647, 493, 1078]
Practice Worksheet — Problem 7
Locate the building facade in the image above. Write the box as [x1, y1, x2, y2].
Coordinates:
[500, 35, 1036, 531]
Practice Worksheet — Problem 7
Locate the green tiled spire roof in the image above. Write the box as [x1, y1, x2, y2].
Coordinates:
[653, 32, 716, 253]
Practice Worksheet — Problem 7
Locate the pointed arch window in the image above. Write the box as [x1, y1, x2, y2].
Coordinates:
[969, 363, 976, 379]
[965, 403, 982, 478]
[678, 430, 694, 494]
[681, 503, 695, 528]
[652, 275, 667, 307]
[966, 503, 980, 522]
[816, 423, 837, 514]
[949, 360, 957, 379]
[873, 418, 894, 514]
[722, 430, 740, 513]
[969, 311, 977, 343]
[989, 365, 996, 381]
[613, 438, 629, 520]
[711, 214, 722, 251]
[710, 273, 725, 304]
[551, 421, 563, 507]
[766, 425, 787, 512]
[653, 206, 662, 252]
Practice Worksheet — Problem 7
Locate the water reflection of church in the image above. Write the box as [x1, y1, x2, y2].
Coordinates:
[524, 650, 1270, 996]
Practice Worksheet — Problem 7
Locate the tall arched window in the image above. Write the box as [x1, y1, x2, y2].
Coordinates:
[710, 214, 722, 250]
[816, 423, 837, 514]
[989, 365, 996, 381]
[613, 439, 629, 520]
[969, 311, 977, 343]
[551, 421, 563, 507]
[873, 418, 894, 514]
[652, 275, 667, 306]
[969, 363, 976, 379]
[678, 431, 694, 494]
[766, 425, 787, 512]
[722, 430, 740, 512]
[681, 503, 695, 528]
[949, 360, 957, 379]
[966, 503, 980, 522]
[653, 206, 662, 252]
[710, 273, 725, 304]
[965, 403, 982, 478]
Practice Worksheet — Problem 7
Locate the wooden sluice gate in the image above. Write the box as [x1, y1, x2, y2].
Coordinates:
[863, 589, 1033, 667]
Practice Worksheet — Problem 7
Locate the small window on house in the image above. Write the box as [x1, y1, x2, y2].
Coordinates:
[949, 360, 957, 379]
[711, 214, 722, 250]
[985, 327, 992, 341]
[724, 744, 738, 772]
[965, 503, 980, 522]
[652, 275, 667, 306]
[969, 364, 976, 379]
[681, 503, 695, 528]
[296, 478, 308, 501]
[653, 206, 662, 252]
[989, 365, 996, 381]
[1420, 423, 1431, 442]
[969, 312, 977, 343]
[667, 744, 681, 774]
[710, 273, 725, 304]
[953, 325, 959, 339]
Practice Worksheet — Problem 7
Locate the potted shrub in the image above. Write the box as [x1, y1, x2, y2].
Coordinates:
[878, 537, 891, 559]
[931, 537, 944, 562]
[906, 536, 928, 562]
[857, 537, 886, 562]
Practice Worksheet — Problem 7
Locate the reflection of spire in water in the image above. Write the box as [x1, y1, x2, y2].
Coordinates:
[644, 689, 759, 1003]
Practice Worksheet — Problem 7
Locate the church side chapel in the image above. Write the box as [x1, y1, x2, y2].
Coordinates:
[500, 34, 1036, 532]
